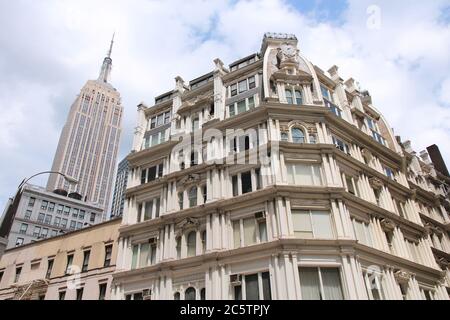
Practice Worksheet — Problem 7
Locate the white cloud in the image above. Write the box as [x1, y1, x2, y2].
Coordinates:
[1, 0, 450, 214]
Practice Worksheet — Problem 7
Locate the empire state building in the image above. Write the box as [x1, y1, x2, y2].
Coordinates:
[47, 35, 123, 215]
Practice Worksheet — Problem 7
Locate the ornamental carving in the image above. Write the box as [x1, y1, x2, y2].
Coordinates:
[176, 217, 200, 234]
[369, 177, 383, 190]
[394, 270, 411, 284]
[380, 218, 396, 231]
[179, 173, 201, 187]
[184, 91, 214, 108]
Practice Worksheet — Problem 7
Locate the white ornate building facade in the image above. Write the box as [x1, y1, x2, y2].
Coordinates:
[111, 33, 450, 300]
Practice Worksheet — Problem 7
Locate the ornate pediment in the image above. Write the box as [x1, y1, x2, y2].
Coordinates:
[182, 91, 214, 109]
[176, 217, 200, 234]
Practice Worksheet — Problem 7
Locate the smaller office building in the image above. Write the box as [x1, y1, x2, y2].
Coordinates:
[0, 217, 121, 300]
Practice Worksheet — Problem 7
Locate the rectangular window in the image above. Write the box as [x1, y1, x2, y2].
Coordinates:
[147, 166, 157, 182]
[69, 220, 76, 230]
[248, 96, 255, 109]
[178, 192, 184, 210]
[230, 84, 237, 97]
[353, 220, 372, 246]
[33, 226, 41, 237]
[332, 136, 350, 155]
[286, 163, 322, 186]
[76, 288, 84, 300]
[237, 100, 246, 114]
[345, 175, 357, 196]
[291, 210, 333, 239]
[241, 171, 252, 194]
[228, 104, 235, 117]
[57, 205, 64, 214]
[64, 206, 71, 216]
[248, 76, 256, 89]
[44, 214, 52, 225]
[66, 254, 74, 274]
[28, 197, 35, 207]
[41, 200, 48, 210]
[37, 213, 45, 223]
[90, 213, 96, 223]
[46, 259, 54, 279]
[61, 218, 68, 228]
[15, 267, 22, 283]
[150, 117, 156, 129]
[59, 291, 66, 300]
[234, 272, 271, 300]
[131, 245, 139, 269]
[104, 244, 113, 267]
[19, 223, 28, 234]
[24, 210, 32, 220]
[298, 267, 344, 300]
[82, 250, 90, 272]
[238, 80, 248, 93]
[41, 228, 48, 238]
[48, 202, 55, 212]
[232, 175, 239, 197]
[99, 283, 107, 300]
[243, 218, 257, 246]
[72, 208, 79, 218]
[79, 210, 85, 220]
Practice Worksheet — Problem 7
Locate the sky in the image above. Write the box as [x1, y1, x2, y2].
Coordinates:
[0, 0, 450, 216]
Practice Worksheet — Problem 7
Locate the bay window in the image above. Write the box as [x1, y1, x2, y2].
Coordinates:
[286, 163, 323, 186]
[298, 267, 344, 300]
[291, 210, 333, 239]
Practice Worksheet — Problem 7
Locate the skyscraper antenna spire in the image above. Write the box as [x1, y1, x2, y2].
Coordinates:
[98, 33, 115, 83]
[107, 32, 115, 58]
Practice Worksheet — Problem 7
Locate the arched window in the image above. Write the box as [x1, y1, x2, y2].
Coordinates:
[185, 287, 196, 300]
[295, 90, 303, 105]
[187, 231, 197, 257]
[189, 187, 197, 207]
[291, 128, 305, 143]
[200, 288, 206, 300]
[174, 292, 180, 300]
[285, 89, 293, 104]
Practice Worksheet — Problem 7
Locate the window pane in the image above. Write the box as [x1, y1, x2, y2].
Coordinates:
[291, 128, 305, 143]
[259, 222, 267, 242]
[299, 267, 321, 300]
[144, 201, 153, 220]
[321, 268, 344, 300]
[243, 218, 257, 246]
[233, 221, 241, 248]
[285, 90, 293, 104]
[292, 210, 313, 238]
[139, 244, 150, 267]
[241, 172, 252, 194]
[187, 232, 196, 257]
[312, 211, 333, 238]
[131, 245, 138, 269]
[237, 100, 246, 114]
[245, 274, 259, 300]
[287, 164, 295, 184]
[295, 164, 313, 185]
[262, 272, 272, 300]
[185, 287, 196, 300]
[238, 80, 248, 93]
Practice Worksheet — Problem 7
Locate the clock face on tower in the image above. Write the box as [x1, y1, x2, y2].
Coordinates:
[281, 44, 296, 57]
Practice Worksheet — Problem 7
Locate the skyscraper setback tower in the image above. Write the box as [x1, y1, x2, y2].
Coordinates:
[47, 35, 123, 214]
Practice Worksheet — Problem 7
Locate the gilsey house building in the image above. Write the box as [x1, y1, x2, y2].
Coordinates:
[110, 33, 450, 300]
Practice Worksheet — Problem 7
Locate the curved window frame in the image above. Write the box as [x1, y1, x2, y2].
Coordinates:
[185, 287, 196, 300]
[285, 87, 304, 105]
[291, 127, 305, 144]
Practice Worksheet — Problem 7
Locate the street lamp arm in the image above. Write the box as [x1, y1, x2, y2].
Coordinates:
[18, 171, 78, 190]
